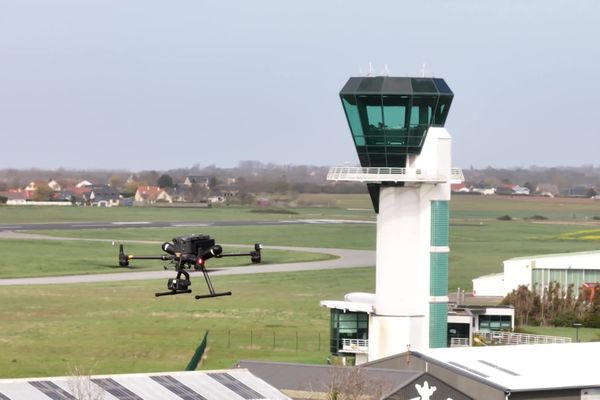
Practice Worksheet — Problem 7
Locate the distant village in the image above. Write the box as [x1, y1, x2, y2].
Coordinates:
[2, 163, 600, 207]
[451, 182, 598, 198]
[0, 175, 243, 207]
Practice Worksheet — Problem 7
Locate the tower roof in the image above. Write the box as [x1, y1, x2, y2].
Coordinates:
[340, 76, 453, 96]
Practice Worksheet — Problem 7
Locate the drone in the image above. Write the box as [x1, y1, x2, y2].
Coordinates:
[118, 234, 262, 300]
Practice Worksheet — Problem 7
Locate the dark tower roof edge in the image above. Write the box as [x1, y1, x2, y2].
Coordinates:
[340, 76, 453, 96]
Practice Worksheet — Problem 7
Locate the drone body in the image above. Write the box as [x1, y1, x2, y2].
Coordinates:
[118, 234, 262, 300]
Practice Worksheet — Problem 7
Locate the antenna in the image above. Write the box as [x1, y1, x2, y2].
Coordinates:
[420, 63, 427, 77]
[381, 64, 390, 76]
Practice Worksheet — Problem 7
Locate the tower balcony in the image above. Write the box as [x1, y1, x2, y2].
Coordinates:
[341, 339, 369, 354]
[327, 166, 464, 184]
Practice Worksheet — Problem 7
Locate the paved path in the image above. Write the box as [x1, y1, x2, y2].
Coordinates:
[0, 218, 374, 232]
[0, 231, 375, 286]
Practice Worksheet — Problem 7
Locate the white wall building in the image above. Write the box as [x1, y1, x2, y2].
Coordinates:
[473, 250, 600, 297]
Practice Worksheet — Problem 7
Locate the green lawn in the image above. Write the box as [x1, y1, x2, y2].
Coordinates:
[2, 195, 600, 378]
[0, 239, 336, 278]
[0, 203, 375, 224]
[25, 223, 377, 250]
[519, 325, 600, 342]
[0, 267, 374, 378]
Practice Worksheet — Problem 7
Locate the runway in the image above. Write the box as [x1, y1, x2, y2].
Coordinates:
[0, 220, 376, 286]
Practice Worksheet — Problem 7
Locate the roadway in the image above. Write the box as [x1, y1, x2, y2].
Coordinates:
[0, 218, 376, 286]
[0, 218, 374, 232]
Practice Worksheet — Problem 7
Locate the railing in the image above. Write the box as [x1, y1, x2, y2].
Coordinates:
[341, 339, 369, 354]
[327, 166, 464, 183]
[450, 337, 470, 347]
[474, 331, 572, 345]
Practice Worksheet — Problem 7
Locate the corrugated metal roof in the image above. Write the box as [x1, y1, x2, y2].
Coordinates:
[0, 370, 291, 400]
[418, 342, 600, 391]
[505, 249, 600, 262]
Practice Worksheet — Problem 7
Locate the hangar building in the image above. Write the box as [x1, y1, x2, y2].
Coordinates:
[473, 249, 600, 297]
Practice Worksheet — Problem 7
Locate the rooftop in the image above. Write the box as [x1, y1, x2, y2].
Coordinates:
[418, 342, 600, 391]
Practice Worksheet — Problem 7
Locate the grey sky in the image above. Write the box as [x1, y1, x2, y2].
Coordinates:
[1, 1, 599, 171]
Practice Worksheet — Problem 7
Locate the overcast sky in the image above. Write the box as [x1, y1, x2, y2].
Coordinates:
[1, 1, 599, 171]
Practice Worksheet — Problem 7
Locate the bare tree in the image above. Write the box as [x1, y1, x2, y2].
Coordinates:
[326, 367, 390, 400]
[67, 366, 104, 400]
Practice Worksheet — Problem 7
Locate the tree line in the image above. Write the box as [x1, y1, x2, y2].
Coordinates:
[501, 282, 600, 328]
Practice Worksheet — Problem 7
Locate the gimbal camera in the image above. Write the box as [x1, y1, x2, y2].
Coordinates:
[118, 234, 262, 299]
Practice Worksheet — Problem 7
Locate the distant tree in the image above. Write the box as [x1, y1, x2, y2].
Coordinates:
[209, 176, 218, 191]
[189, 183, 209, 202]
[157, 174, 174, 188]
[523, 181, 536, 193]
[109, 175, 125, 190]
[33, 185, 53, 201]
[586, 188, 597, 198]
[0, 196, 7, 204]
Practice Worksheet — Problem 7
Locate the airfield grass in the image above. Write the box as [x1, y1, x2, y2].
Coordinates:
[518, 325, 600, 342]
[26, 223, 377, 250]
[0, 201, 374, 224]
[0, 268, 374, 378]
[3, 194, 600, 377]
[0, 239, 335, 278]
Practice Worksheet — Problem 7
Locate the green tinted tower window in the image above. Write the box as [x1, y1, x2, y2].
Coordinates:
[340, 77, 453, 168]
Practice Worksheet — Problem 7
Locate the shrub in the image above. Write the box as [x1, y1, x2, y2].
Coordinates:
[497, 215, 512, 221]
[552, 312, 579, 327]
[527, 215, 548, 220]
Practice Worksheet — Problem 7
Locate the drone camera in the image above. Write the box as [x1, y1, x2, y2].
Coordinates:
[167, 278, 191, 292]
[251, 243, 262, 263]
[118, 244, 129, 267]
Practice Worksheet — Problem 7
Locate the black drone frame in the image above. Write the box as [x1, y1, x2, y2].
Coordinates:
[118, 235, 261, 300]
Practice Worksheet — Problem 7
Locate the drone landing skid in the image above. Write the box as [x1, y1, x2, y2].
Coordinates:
[155, 289, 192, 297]
[195, 291, 232, 300]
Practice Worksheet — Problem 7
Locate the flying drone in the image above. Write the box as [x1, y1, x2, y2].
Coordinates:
[118, 234, 262, 299]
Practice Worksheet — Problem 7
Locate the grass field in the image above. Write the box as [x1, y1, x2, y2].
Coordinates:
[2, 194, 600, 378]
[0, 268, 374, 378]
[0, 239, 336, 278]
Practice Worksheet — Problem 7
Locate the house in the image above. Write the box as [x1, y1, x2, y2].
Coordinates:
[0, 190, 28, 205]
[495, 185, 529, 196]
[451, 183, 470, 193]
[471, 186, 495, 195]
[135, 186, 167, 204]
[563, 185, 593, 198]
[89, 185, 121, 207]
[164, 186, 189, 202]
[536, 183, 559, 197]
[24, 180, 62, 194]
[184, 175, 210, 188]
[23, 179, 62, 193]
[512, 185, 530, 195]
[75, 179, 93, 188]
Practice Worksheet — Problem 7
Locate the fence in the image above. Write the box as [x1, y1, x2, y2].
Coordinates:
[199, 329, 329, 352]
[474, 330, 571, 345]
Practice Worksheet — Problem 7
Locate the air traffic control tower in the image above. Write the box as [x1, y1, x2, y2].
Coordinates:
[321, 76, 463, 362]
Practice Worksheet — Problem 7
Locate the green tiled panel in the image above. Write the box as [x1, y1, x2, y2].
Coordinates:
[430, 253, 448, 296]
[431, 201, 449, 246]
[429, 302, 448, 348]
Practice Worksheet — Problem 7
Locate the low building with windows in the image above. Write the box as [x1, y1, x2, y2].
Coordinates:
[321, 293, 514, 364]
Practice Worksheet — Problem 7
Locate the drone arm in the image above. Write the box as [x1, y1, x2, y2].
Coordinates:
[215, 243, 262, 263]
